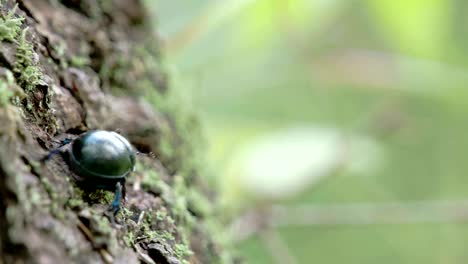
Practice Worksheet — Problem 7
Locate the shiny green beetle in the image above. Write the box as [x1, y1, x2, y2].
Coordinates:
[45, 130, 136, 214]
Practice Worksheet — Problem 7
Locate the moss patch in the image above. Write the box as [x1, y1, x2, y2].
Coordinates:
[70, 55, 90, 68]
[14, 28, 42, 92]
[0, 3, 23, 42]
[0, 70, 14, 106]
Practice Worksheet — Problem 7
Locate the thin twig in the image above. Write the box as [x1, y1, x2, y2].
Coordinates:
[232, 199, 468, 241]
[259, 229, 297, 264]
[271, 200, 468, 226]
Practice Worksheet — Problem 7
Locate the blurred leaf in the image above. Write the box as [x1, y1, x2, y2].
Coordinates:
[366, 0, 450, 58]
[236, 126, 344, 199]
[236, 0, 341, 49]
[223, 126, 383, 202]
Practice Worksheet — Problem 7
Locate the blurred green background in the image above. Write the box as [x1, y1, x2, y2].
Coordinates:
[151, 1, 468, 263]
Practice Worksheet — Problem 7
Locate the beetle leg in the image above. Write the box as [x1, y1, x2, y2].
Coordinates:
[54, 138, 72, 147]
[109, 182, 122, 215]
[42, 138, 72, 162]
[41, 148, 63, 162]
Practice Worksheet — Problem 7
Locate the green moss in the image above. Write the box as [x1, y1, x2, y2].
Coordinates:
[0, 61, 18, 107]
[85, 189, 114, 204]
[27, 185, 42, 207]
[166, 214, 175, 225]
[139, 163, 161, 190]
[0, 4, 23, 42]
[10, 95, 20, 106]
[145, 83, 208, 185]
[83, 209, 113, 235]
[116, 207, 135, 226]
[94, 215, 112, 234]
[187, 188, 213, 218]
[0, 78, 12, 106]
[161, 231, 175, 241]
[14, 28, 42, 91]
[145, 230, 160, 240]
[139, 162, 174, 204]
[127, 204, 193, 262]
[70, 55, 90, 67]
[99, 47, 160, 95]
[119, 207, 134, 218]
[52, 40, 66, 57]
[40, 177, 58, 201]
[155, 209, 167, 221]
[77, 211, 114, 249]
[67, 185, 115, 209]
[50, 201, 65, 220]
[174, 243, 193, 260]
[98, 0, 113, 12]
[139, 163, 194, 232]
[122, 231, 135, 247]
[65, 198, 84, 209]
[52, 41, 69, 69]
[72, 185, 85, 197]
[159, 123, 176, 159]
[171, 175, 193, 225]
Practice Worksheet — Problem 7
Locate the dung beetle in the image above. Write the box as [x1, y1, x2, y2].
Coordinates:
[44, 130, 136, 214]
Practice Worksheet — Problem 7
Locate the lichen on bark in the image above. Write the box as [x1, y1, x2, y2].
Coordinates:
[0, 1, 234, 263]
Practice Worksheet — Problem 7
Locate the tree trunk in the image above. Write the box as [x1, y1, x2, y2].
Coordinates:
[0, 1, 230, 263]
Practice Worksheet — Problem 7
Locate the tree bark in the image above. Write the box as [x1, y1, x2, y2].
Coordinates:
[0, 1, 229, 263]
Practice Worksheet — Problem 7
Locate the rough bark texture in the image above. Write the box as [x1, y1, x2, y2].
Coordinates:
[0, 1, 231, 263]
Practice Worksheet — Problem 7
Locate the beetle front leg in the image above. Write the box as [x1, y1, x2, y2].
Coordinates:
[41, 138, 72, 162]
